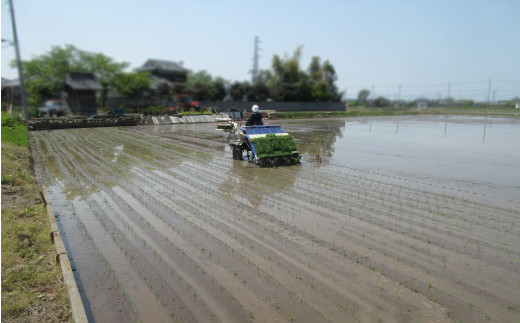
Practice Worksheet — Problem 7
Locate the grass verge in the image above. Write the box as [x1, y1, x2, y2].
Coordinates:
[269, 106, 520, 119]
[1, 112, 72, 322]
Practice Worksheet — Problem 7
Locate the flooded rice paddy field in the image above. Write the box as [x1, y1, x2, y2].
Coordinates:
[30, 116, 520, 322]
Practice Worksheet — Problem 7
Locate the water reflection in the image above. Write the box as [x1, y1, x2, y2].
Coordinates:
[328, 116, 520, 204]
[224, 161, 302, 208]
[289, 120, 345, 158]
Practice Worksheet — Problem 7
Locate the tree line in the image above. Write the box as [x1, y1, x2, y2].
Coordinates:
[15, 45, 343, 107]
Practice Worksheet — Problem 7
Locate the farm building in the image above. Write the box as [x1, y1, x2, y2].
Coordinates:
[63, 72, 103, 116]
[135, 59, 190, 89]
[1, 78, 21, 113]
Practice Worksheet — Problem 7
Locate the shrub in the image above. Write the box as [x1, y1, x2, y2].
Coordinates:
[1, 112, 28, 147]
[146, 105, 165, 115]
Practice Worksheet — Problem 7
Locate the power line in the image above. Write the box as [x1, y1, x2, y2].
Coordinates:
[345, 79, 519, 101]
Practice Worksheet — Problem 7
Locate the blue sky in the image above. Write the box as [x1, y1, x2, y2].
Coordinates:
[2, 0, 519, 101]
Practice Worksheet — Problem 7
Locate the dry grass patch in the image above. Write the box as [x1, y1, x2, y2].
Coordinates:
[1, 141, 72, 322]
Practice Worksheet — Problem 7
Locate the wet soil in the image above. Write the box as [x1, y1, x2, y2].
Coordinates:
[30, 117, 520, 322]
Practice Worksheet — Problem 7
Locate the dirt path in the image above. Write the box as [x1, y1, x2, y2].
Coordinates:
[30, 120, 519, 322]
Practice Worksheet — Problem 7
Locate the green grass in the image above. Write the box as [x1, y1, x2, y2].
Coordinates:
[178, 110, 213, 116]
[269, 106, 520, 119]
[1, 112, 72, 321]
[1, 112, 29, 147]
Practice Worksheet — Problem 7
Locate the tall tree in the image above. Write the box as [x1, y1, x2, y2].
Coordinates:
[320, 59, 341, 101]
[306, 57, 341, 102]
[17, 45, 128, 106]
[229, 81, 251, 101]
[267, 46, 342, 102]
[186, 71, 228, 101]
[111, 72, 151, 104]
[212, 77, 228, 101]
[358, 89, 370, 105]
[270, 46, 306, 85]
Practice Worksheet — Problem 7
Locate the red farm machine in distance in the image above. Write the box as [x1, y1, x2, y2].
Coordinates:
[166, 94, 201, 114]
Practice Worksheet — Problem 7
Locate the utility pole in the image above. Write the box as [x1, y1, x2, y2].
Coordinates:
[398, 84, 402, 108]
[486, 79, 492, 108]
[8, 0, 29, 120]
[252, 36, 261, 84]
[344, 88, 347, 112]
[447, 82, 451, 107]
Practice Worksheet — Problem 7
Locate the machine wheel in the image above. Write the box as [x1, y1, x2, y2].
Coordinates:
[232, 146, 243, 160]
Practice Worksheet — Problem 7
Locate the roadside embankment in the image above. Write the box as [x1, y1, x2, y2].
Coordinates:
[26, 113, 232, 130]
[26, 114, 143, 130]
[1, 112, 73, 322]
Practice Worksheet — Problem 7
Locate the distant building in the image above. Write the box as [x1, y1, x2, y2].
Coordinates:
[415, 98, 429, 110]
[63, 72, 103, 116]
[1, 78, 21, 113]
[135, 59, 190, 89]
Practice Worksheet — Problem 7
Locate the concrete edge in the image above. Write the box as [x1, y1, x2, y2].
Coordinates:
[41, 186, 88, 323]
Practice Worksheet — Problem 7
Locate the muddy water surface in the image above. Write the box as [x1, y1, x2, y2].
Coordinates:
[330, 115, 520, 208]
[30, 116, 520, 323]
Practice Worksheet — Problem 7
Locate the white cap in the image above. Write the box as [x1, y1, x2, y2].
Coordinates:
[252, 105, 259, 113]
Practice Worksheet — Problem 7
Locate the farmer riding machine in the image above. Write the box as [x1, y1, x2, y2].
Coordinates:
[217, 121, 301, 167]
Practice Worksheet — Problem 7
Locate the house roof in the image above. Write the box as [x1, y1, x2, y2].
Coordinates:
[64, 72, 103, 91]
[1, 78, 20, 89]
[135, 59, 189, 74]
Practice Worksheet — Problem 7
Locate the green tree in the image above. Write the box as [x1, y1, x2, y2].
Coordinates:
[111, 72, 151, 104]
[267, 46, 341, 102]
[249, 83, 270, 101]
[319, 59, 341, 101]
[357, 89, 370, 105]
[17, 45, 128, 106]
[155, 82, 172, 102]
[186, 71, 228, 101]
[230, 81, 250, 101]
[212, 77, 227, 101]
[308, 56, 322, 83]
[374, 96, 389, 107]
[171, 82, 188, 95]
[306, 57, 341, 102]
[311, 81, 332, 102]
[271, 47, 305, 84]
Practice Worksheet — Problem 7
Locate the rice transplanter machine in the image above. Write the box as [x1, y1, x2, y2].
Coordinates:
[217, 122, 301, 167]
